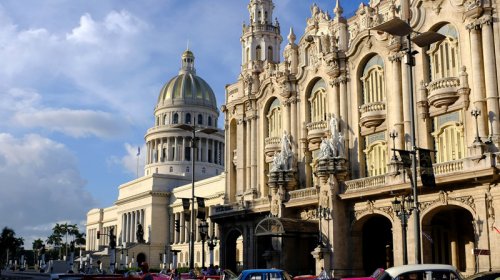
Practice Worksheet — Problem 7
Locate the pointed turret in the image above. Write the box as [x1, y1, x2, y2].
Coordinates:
[333, 0, 348, 51]
[284, 27, 299, 74]
[241, 0, 283, 70]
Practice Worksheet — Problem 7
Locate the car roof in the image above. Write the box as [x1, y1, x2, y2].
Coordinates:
[385, 264, 458, 277]
[242, 269, 284, 273]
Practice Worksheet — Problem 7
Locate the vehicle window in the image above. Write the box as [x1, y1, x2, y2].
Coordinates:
[249, 273, 262, 280]
[266, 272, 283, 280]
[429, 270, 460, 280]
[397, 272, 424, 280]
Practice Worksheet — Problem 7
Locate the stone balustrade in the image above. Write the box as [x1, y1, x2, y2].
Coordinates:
[289, 187, 318, 200]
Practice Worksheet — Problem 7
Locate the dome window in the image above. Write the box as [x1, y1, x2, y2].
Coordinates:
[173, 113, 179, 124]
[208, 116, 212, 126]
[186, 113, 192, 124]
[198, 114, 203, 125]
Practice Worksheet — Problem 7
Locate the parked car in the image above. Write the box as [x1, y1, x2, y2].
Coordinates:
[341, 268, 386, 280]
[376, 264, 462, 280]
[236, 269, 293, 280]
[465, 271, 500, 280]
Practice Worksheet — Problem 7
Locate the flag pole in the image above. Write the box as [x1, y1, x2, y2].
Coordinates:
[136, 147, 140, 178]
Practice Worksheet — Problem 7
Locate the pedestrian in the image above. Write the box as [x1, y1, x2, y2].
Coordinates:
[140, 262, 154, 280]
[319, 267, 329, 280]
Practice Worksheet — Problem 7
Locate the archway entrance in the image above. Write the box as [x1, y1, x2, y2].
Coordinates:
[254, 217, 317, 276]
[137, 252, 146, 267]
[361, 215, 393, 275]
[422, 206, 474, 272]
[225, 229, 243, 273]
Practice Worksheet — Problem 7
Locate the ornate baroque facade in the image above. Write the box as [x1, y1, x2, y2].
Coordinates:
[213, 0, 500, 277]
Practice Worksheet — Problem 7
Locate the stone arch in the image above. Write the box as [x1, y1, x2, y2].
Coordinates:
[421, 200, 476, 273]
[222, 227, 243, 273]
[350, 211, 394, 276]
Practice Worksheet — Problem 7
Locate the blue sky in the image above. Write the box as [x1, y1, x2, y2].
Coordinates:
[0, 0, 363, 246]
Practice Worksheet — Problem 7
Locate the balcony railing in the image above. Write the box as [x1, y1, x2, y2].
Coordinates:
[289, 187, 318, 200]
[344, 175, 386, 194]
[359, 102, 386, 128]
[427, 77, 460, 108]
[433, 159, 464, 175]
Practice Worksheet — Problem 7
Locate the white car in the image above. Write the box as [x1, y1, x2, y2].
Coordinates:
[378, 264, 463, 280]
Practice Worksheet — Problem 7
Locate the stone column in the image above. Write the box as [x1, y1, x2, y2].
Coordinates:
[467, 20, 488, 140]
[246, 118, 251, 191]
[290, 99, 298, 152]
[388, 53, 404, 150]
[481, 16, 500, 143]
[167, 137, 171, 161]
[332, 81, 340, 120]
[182, 137, 186, 161]
[339, 74, 349, 155]
[180, 212, 186, 243]
[401, 59, 411, 148]
[174, 137, 179, 161]
[284, 101, 291, 135]
[251, 117, 257, 190]
[237, 118, 246, 193]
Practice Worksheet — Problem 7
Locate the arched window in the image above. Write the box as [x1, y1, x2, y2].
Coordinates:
[267, 99, 282, 138]
[173, 113, 179, 124]
[208, 116, 212, 126]
[202, 167, 206, 173]
[164, 115, 168, 125]
[428, 24, 460, 81]
[256, 45, 262, 61]
[267, 46, 273, 61]
[169, 166, 173, 172]
[432, 111, 465, 163]
[185, 113, 191, 124]
[309, 79, 328, 122]
[361, 55, 385, 104]
[363, 132, 387, 176]
[186, 166, 190, 173]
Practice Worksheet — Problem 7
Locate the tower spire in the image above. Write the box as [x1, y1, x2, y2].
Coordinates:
[334, 0, 343, 18]
[241, 0, 282, 69]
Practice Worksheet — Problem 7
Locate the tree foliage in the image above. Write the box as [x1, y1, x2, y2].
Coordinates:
[0, 227, 24, 267]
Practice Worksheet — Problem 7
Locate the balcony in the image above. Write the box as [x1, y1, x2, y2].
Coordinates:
[264, 136, 281, 158]
[306, 120, 328, 145]
[427, 77, 460, 108]
[359, 102, 386, 128]
[287, 187, 318, 207]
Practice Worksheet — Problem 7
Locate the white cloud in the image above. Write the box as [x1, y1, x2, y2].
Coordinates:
[0, 133, 97, 245]
[13, 108, 128, 139]
[108, 143, 146, 177]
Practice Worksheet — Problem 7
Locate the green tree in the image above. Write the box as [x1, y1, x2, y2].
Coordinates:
[0, 227, 24, 267]
[47, 223, 84, 260]
[32, 238, 44, 266]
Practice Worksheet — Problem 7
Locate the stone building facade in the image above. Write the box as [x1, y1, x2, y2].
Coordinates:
[213, 0, 500, 277]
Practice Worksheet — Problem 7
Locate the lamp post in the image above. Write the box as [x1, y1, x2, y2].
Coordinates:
[471, 108, 482, 143]
[199, 220, 208, 268]
[174, 124, 218, 270]
[373, 17, 445, 264]
[207, 233, 218, 267]
[392, 195, 413, 264]
[389, 130, 399, 161]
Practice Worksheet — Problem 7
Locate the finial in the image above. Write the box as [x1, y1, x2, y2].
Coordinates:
[334, 0, 343, 17]
[288, 27, 296, 45]
[186, 40, 190, 51]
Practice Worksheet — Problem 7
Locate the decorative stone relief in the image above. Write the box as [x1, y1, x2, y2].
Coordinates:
[420, 190, 476, 213]
[354, 200, 394, 220]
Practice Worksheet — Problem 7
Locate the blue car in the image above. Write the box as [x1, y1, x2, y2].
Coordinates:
[236, 269, 293, 280]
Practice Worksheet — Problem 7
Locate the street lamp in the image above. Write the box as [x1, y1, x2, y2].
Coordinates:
[392, 195, 413, 265]
[471, 108, 482, 143]
[373, 17, 445, 264]
[174, 124, 218, 270]
[198, 220, 208, 268]
[207, 229, 218, 267]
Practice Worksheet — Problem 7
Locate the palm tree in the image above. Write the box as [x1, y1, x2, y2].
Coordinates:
[0, 227, 24, 267]
[47, 224, 63, 260]
[32, 238, 44, 266]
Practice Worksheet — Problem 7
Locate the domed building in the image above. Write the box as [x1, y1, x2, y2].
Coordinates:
[85, 50, 225, 271]
[145, 49, 224, 178]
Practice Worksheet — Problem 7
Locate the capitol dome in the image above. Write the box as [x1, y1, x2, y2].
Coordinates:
[157, 50, 217, 110]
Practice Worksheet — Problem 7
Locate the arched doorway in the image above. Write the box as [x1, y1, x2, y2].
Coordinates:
[225, 229, 243, 273]
[137, 252, 146, 267]
[361, 215, 393, 275]
[422, 206, 474, 272]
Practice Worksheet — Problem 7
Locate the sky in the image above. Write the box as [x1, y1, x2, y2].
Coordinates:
[0, 0, 363, 248]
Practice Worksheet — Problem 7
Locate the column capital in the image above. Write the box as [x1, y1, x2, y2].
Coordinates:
[388, 51, 404, 63]
[466, 15, 492, 31]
